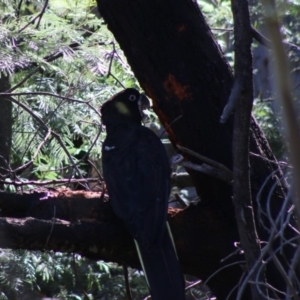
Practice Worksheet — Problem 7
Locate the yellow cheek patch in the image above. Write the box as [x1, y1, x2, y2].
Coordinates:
[115, 101, 130, 116]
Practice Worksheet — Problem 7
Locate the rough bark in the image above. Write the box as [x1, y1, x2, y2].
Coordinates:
[0, 190, 244, 297]
[231, 0, 267, 299]
[96, 0, 297, 298]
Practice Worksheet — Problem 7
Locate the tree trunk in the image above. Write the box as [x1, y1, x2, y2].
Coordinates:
[97, 0, 297, 298]
[0, 74, 12, 189]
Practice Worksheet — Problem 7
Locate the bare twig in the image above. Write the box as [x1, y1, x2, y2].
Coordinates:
[2, 91, 90, 104]
[0, 91, 103, 121]
[13, 128, 51, 174]
[204, 261, 246, 287]
[237, 170, 300, 299]
[251, 26, 300, 54]
[185, 279, 202, 291]
[250, 152, 291, 168]
[18, 0, 49, 33]
[10, 39, 105, 79]
[173, 193, 188, 207]
[171, 154, 232, 184]
[35, 0, 49, 30]
[220, 77, 241, 123]
[87, 159, 103, 181]
[16, 0, 23, 20]
[43, 41, 105, 64]
[106, 42, 125, 88]
[272, 253, 299, 300]
[211, 27, 233, 32]
[176, 145, 233, 179]
[184, 161, 232, 184]
[159, 115, 183, 138]
[6, 67, 40, 93]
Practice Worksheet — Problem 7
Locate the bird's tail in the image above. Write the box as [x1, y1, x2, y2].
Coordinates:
[134, 224, 185, 300]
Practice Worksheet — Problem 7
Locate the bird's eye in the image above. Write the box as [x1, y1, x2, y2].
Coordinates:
[128, 94, 137, 101]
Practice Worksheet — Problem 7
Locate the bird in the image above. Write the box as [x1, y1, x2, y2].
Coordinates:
[101, 88, 185, 300]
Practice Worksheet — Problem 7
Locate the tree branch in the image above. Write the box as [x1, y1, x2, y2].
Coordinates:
[0, 189, 246, 290]
[0, 178, 100, 187]
[18, 0, 49, 33]
[231, 0, 267, 299]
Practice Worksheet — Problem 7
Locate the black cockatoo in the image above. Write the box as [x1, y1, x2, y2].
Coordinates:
[101, 88, 185, 300]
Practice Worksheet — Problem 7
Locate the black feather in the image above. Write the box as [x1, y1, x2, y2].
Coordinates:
[101, 88, 185, 299]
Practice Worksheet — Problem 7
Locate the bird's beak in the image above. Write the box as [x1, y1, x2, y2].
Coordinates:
[138, 93, 150, 119]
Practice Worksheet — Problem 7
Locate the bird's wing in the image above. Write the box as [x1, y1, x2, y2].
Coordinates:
[102, 125, 170, 247]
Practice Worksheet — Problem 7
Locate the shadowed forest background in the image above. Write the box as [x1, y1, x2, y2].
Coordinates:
[0, 0, 300, 299]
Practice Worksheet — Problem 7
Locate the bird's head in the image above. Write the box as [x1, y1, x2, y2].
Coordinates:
[100, 88, 150, 126]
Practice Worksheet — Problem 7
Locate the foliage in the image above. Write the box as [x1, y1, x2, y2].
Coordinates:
[197, 0, 234, 61]
[0, 250, 148, 299]
[0, 0, 138, 188]
[252, 100, 286, 159]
